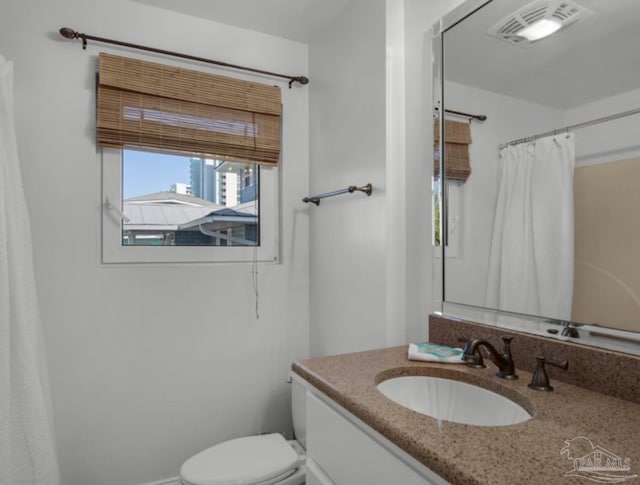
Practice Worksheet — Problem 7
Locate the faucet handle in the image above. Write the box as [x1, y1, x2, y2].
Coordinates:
[495, 335, 517, 380]
[528, 356, 569, 391]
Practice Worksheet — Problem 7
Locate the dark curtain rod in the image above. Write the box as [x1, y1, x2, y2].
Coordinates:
[435, 107, 487, 122]
[58, 27, 309, 88]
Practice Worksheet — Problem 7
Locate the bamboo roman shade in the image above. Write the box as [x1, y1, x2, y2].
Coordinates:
[433, 119, 472, 181]
[97, 53, 282, 165]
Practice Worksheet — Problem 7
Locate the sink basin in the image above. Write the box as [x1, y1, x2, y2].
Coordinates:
[377, 375, 531, 426]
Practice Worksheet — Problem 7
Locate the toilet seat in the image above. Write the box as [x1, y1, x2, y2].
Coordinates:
[180, 433, 302, 485]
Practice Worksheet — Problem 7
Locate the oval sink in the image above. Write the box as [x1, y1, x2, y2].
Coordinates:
[377, 375, 531, 426]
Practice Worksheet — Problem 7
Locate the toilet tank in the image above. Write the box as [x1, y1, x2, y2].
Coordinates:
[291, 376, 306, 449]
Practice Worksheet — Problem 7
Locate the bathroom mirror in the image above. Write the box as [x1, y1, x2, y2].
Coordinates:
[434, 0, 640, 356]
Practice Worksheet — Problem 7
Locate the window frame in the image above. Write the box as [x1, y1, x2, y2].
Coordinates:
[101, 147, 280, 264]
[433, 177, 462, 259]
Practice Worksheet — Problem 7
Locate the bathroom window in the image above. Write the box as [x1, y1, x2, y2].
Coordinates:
[102, 148, 279, 264]
[97, 53, 281, 264]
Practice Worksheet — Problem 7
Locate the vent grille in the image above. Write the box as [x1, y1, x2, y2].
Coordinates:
[487, 0, 592, 47]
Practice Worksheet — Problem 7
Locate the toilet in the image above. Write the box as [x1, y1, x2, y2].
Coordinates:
[179, 377, 307, 485]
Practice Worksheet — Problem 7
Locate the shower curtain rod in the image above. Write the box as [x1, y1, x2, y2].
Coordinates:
[58, 27, 309, 88]
[499, 106, 640, 149]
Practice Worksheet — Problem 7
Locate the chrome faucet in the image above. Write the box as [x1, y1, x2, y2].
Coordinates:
[462, 336, 518, 380]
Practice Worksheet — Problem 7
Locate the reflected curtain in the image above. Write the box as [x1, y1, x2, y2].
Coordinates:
[0, 53, 60, 484]
[486, 133, 575, 320]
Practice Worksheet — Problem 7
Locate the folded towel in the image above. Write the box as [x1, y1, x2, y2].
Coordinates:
[408, 343, 465, 363]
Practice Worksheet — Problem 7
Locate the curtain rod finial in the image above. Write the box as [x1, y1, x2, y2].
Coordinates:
[59, 27, 78, 39]
[288, 76, 309, 88]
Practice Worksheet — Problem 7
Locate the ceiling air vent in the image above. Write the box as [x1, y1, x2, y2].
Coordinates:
[487, 0, 593, 47]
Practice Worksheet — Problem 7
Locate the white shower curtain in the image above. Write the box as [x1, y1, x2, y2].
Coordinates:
[0, 54, 60, 484]
[486, 133, 575, 321]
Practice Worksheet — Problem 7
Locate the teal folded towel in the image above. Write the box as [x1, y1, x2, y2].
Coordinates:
[408, 343, 464, 363]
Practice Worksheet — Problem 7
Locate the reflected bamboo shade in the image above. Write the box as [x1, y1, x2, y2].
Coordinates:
[97, 53, 282, 165]
[433, 119, 472, 181]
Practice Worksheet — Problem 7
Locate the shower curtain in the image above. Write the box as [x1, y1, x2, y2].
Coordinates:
[0, 54, 60, 484]
[486, 133, 575, 321]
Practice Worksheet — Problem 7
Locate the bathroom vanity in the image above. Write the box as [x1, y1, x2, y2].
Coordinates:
[300, 381, 445, 485]
[292, 344, 640, 485]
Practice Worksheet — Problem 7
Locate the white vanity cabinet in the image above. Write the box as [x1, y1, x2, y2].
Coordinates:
[302, 382, 449, 485]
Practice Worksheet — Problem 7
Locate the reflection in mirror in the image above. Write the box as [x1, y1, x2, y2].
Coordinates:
[435, 0, 640, 355]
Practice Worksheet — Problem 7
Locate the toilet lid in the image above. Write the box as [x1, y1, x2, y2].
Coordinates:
[180, 433, 300, 485]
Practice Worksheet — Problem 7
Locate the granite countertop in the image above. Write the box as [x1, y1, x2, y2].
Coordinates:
[292, 346, 640, 485]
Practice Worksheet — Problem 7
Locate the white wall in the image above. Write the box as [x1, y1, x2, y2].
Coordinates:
[0, 2, 309, 485]
[386, 0, 409, 350]
[308, 0, 388, 357]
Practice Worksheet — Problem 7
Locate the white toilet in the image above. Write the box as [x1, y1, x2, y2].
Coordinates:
[179, 378, 307, 485]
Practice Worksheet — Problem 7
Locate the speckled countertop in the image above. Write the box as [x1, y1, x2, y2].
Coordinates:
[292, 346, 640, 485]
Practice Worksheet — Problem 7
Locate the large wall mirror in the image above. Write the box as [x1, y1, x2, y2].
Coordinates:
[434, 0, 640, 355]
